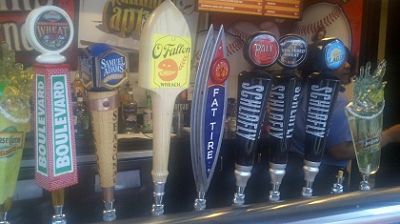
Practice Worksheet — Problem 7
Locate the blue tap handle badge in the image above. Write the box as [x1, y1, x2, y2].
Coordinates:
[99, 51, 127, 89]
[79, 43, 127, 91]
[323, 39, 346, 71]
[278, 34, 307, 69]
[306, 38, 347, 75]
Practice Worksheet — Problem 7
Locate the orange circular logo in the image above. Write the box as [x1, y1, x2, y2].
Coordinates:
[158, 58, 178, 81]
[210, 58, 229, 84]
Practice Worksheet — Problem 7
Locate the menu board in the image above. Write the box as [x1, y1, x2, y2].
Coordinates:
[198, 0, 263, 16]
[198, 0, 302, 19]
[264, 0, 301, 19]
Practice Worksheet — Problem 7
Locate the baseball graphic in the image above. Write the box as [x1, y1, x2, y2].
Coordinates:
[175, 0, 196, 15]
[227, 22, 259, 45]
[226, 22, 258, 74]
[293, 3, 352, 49]
[192, 22, 256, 98]
[226, 22, 258, 98]
[259, 21, 280, 37]
[193, 21, 282, 98]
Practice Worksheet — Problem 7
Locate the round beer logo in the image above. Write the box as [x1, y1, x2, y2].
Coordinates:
[210, 58, 229, 84]
[246, 33, 279, 67]
[323, 39, 346, 71]
[34, 10, 71, 51]
[278, 34, 307, 68]
[158, 58, 179, 81]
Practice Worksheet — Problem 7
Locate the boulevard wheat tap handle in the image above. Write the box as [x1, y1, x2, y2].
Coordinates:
[232, 32, 278, 206]
[266, 34, 306, 202]
[138, 0, 191, 216]
[24, 5, 77, 224]
[79, 43, 127, 222]
[301, 38, 346, 198]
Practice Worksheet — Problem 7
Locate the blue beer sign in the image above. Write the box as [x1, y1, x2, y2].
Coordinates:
[323, 39, 346, 71]
[99, 51, 127, 89]
[203, 85, 225, 176]
[80, 43, 127, 91]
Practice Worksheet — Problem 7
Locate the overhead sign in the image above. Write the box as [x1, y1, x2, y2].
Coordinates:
[264, 0, 302, 19]
[198, 0, 302, 19]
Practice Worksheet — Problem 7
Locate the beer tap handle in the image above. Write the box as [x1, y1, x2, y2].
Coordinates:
[138, 0, 192, 216]
[51, 189, 66, 224]
[331, 170, 344, 194]
[194, 191, 206, 211]
[302, 160, 320, 198]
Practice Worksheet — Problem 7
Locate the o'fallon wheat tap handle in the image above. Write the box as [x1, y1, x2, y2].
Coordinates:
[139, 0, 191, 216]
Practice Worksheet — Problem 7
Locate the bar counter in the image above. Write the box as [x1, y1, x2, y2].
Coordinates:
[108, 187, 400, 224]
[8, 133, 400, 223]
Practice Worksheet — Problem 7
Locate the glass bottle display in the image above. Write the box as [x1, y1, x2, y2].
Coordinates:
[345, 60, 386, 191]
[224, 98, 237, 139]
[72, 74, 86, 100]
[142, 92, 153, 133]
[121, 82, 138, 133]
[75, 92, 90, 138]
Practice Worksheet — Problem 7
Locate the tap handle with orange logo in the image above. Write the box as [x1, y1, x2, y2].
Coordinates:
[139, 0, 191, 216]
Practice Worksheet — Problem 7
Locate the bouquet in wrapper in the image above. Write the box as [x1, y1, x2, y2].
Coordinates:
[0, 42, 33, 221]
[346, 60, 386, 190]
[351, 61, 386, 115]
[0, 43, 33, 126]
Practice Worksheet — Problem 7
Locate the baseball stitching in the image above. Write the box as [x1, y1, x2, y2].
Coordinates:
[295, 5, 342, 36]
[226, 28, 252, 57]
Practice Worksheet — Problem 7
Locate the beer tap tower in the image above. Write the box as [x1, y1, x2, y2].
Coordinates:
[190, 25, 230, 211]
[138, 0, 192, 215]
[232, 32, 278, 206]
[301, 38, 347, 198]
[79, 43, 127, 221]
[24, 6, 78, 224]
[267, 34, 307, 201]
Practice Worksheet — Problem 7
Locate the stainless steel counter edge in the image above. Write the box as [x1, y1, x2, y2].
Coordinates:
[20, 150, 153, 168]
[102, 187, 400, 224]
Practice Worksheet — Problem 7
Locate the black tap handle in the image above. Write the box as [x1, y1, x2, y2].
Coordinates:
[235, 71, 272, 166]
[267, 74, 302, 164]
